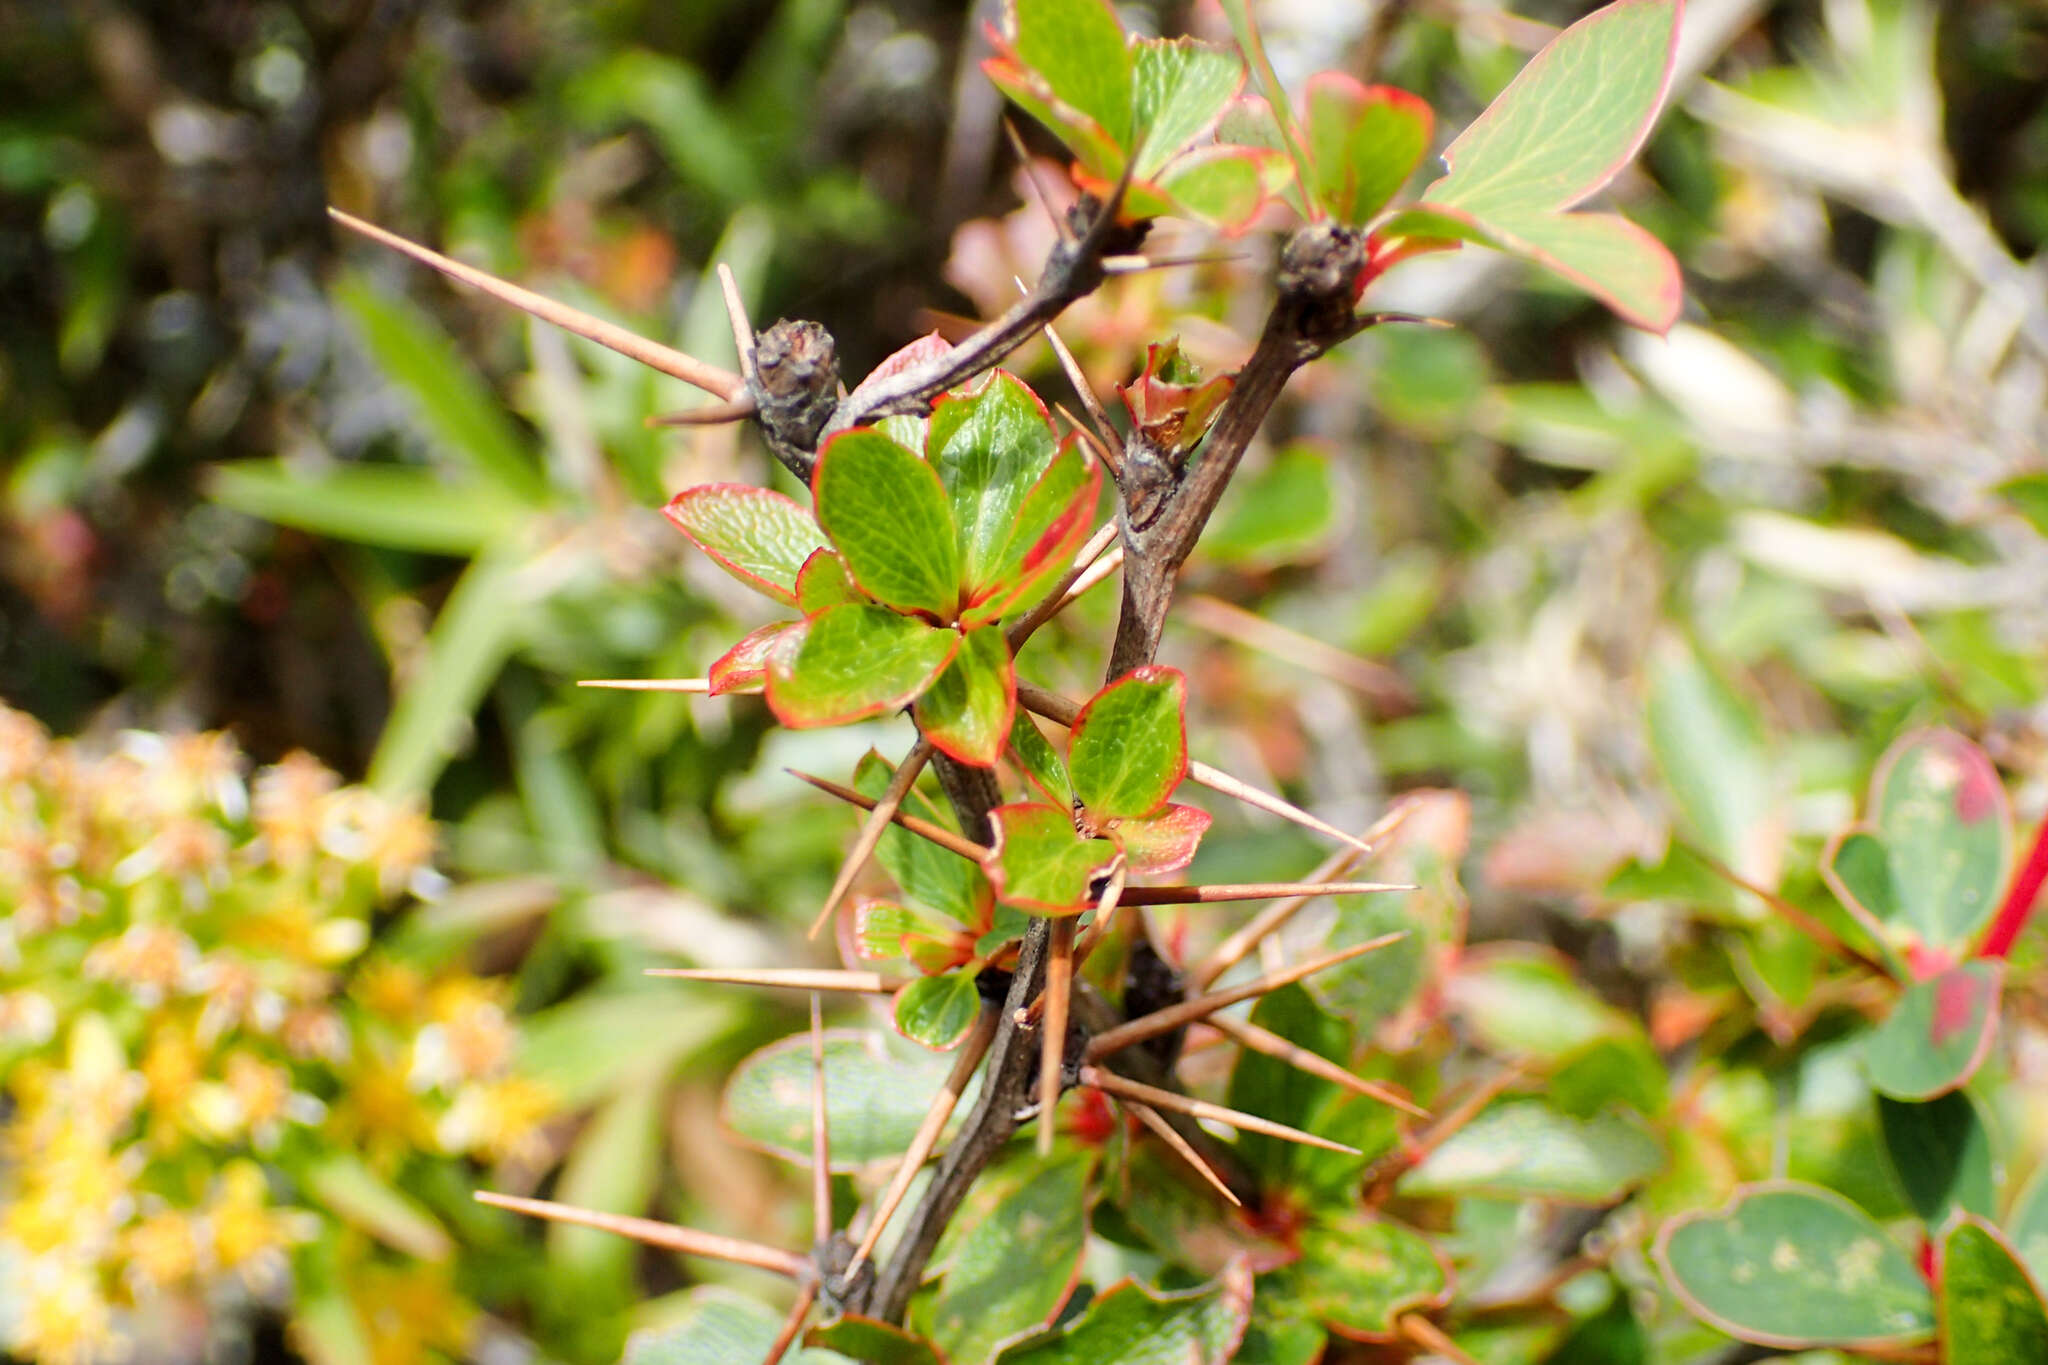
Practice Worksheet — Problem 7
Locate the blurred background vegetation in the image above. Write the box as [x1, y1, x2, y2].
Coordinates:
[4, 0, 2048, 1362]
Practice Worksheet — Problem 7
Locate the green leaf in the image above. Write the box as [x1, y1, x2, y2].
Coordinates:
[1398, 1100, 1663, 1202]
[813, 429, 962, 617]
[913, 625, 1016, 767]
[663, 483, 829, 607]
[1007, 711, 1073, 807]
[519, 990, 732, 1110]
[721, 1028, 975, 1171]
[208, 461, 529, 556]
[962, 438, 1102, 628]
[302, 1154, 452, 1262]
[1301, 75, 1432, 224]
[1878, 1090, 1995, 1225]
[984, 56, 1124, 181]
[1116, 803, 1210, 876]
[1200, 443, 1340, 568]
[984, 802, 1121, 915]
[923, 1149, 1094, 1364]
[1445, 945, 1634, 1062]
[804, 1317, 941, 1365]
[548, 1078, 664, 1281]
[1146, 147, 1280, 234]
[708, 622, 787, 696]
[333, 274, 547, 501]
[1941, 1217, 2048, 1362]
[1550, 1034, 1671, 1118]
[1866, 961, 2003, 1100]
[765, 605, 959, 728]
[2010, 1163, 2048, 1287]
[1385, 0, 1683, 331]
[1997, 473, 2048, 538]
[1288, 1208, 1449, 1340]
[1645, 634, 1778, 897]
[893, 970, 983, 1051]
[1655, 1182, 1935, 1349]
[927, 371, 1059, 596]
[624, 1288, 854, 1365]
[995, 1260, 1255, 1364]
[1848, 728, 2013, 960]
[369, 549, 526, 798]
[1006, 0, 1132, 150]
[1069, 666, 1189, 821]
[796, 548, 862, 614]
[853, 751, 990, 924]
[1130, 38, 1244, 180]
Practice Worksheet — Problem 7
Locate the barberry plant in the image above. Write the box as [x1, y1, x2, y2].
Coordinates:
[329, 1, 1709, 1360]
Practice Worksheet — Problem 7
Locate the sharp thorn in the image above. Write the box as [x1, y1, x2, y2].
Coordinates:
[809, 740, 935, 939]
[717, 261, 758, 384]
[1101, 251, 1249, 275]
[809, 994, 832, 1246]
[645, 967, 903, 994]
[1186, 760, 1373, 853]
[1125, 1101, 1241, 1206]
[1205, 1013, 1428, 1118]
[327, 208, 744, 401]
[473, 1192, 806, 1277]
[1038, 915, 1081, 1157]
[761, 1280, 820, 1365]
[578, 678, 713, 693]
[1004, 118, 1073, 244]
[1079, 1067, 1361, 1156]
[786, 770, 989, 864]
[1118, 881, 1414, 906]
[646, 397, 759, 427]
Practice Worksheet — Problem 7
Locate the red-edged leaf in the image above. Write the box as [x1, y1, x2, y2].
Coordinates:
[894, 970, 983, 1050]
[1006, 710, 1074, 808]
[847, 331, 953, 408]
[914, 625, 1017, 767]
[1300, 74, 1432, 224]
[1116, 803, 1211, 876]
[765, 605, 959, 727]
[961, 439, 1102, 628]
[707, 622, 788, 695]
[1004, 0, 1133, 150]
[812, 428, 962, 619]
[1069, 666, 1190, 822]
[1130, 36, 1244, 180]
[984, 54, 1125, 180]
[1865, 961, 2004, 1101]
[984, 802, 1121, 916]
[795, 548, 862, 614]
[927, 370, 1062, 602]
[1117, 145, 1284, 234]
[663, 484, 827, 607]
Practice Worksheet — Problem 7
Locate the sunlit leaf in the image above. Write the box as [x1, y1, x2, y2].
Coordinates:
[1069, 666, 1189, 821]
[1865, 961, 2003, 1100]
[764, 605, 959, 727]
[664, 483, 829, 607]
[984, 802, 1120, 915]
[721, 1028, 975, 1170]
[894, 970, 983, 1050]
[994, 1259, 1254, 1364]
[922, 1150, 1095, 1363]
[1301, 75, 1432, 224]
[813, 429, 962, 617]
[914, 625, 1017, 767]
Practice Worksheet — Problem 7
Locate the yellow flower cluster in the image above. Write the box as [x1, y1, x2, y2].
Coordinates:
[0, 705, 553, 1365]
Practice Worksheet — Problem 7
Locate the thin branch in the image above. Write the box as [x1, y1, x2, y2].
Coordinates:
[1120, 880, 1412, 907]
[646, 967, 903, 994]
[1079, 1067, 1361, 1155]
[811, 739, 936, 938]
[1191, 803, 1414, 991]
[474, 1192, 807, 1277]
[762, 1281, 819, 1365]
[328, 209, 745, 401]
[1205, 1013, 1427, 1118]
[1126, 1100, 1241, 1206]
[846, 1005, 997, 1278]
[1084, 934, 1405, 1060]
[1038, 915, 1080, 1156]
[788, 771, 986, 863]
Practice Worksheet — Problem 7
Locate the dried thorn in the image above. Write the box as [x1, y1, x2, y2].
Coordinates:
[1205, 1013, 1428, 1118]
[1119, 881, 1413, 907]
[1057, 403, 1124, 480]
[1180, 594, 1410, 709]
[809, 994, 832, 1246]
[1364, 1062, 1531, 1204]
[1042, 320, 1119, 452]
[328, 208, 744, 401]
[717, 262, 758, 384]
[646, 397, 759, 427]
[1125, 1100, 1241, 1206]
[845, 1005, 997, 1277]
[1080, 1067, 1361, 1156]
[645, 967, 903, 995]
[1004, 118, 1073, 244]
[578, 677, 713, 693]
[1187, 760, 1373, 854]
[762, 1280, 820, 1365]
[1005, 525, 1122, 652]
[1101, 251, 1249, 275]
[1679, 837, 1889, 977]
[1038, 916, 1080, 1157]
[1356, 311, 1456, 330]
[474, 1191, 807, 1277]
[787, 770, 988, 863]
[1085, 934, 1405, 1061]
[1189, 804, 1415, 991]
[810, 739, 936, 938]
[1398, 1315, 1480, 1365]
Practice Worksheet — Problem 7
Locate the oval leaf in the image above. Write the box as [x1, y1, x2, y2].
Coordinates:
[995, 1259, 1254, 1365]
[985, 802, 1121, 915]
[1131, 38, 1245, 181]
[1116, 803, 1211, 876]
[796, 548, 862, 614]
[1869, 728, 2012, 957]
[1655, 1182, 1935, 1349]
[923, 1150, 1095, 1364]
[1398, 1100, 1663, 1203]
[1005, 0, 1133, 151]
[1069, 666, 1190, 822]
[894, 970, 983, 1051]
[708, 622, 788, 696]
[927, 371, 1060, 597]
[1290, 1208, 1449, 1341]
[1941, 1217, 2048, 1362]
[813, 429, 962, 618]
[721, 1028, 974, 1171]
[1865, 961, 2003, 1100]
[624, 1287, 854, 1365]
[913, 625, 1017, 767]
[664, 483, 829, 607]
[1877, 1090, 1995, 1226]
[765, 605, 959, 727]
[1301, 75, 1432, 225]
[963, 437, 1103, 627]
[853, 751, 992, 924]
